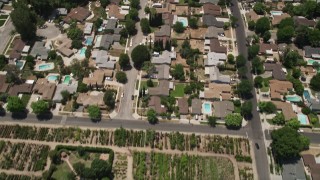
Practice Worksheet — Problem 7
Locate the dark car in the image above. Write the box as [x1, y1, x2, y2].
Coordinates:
[255, 143, 260, 149]
[131, 95, 134, 100]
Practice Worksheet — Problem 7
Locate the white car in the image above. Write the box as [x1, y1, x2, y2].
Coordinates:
[121, 93, 124, 98]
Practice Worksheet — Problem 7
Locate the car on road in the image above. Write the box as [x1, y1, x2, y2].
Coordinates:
[131, 95, 134, 100]
[121, 93, 124, 98]
[255, 143, 259, 149]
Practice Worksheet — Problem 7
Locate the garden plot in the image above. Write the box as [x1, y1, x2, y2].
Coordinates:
[113, 153, 128, 180]
[133, 152, 235, 180]
[0, 141, 49, 172]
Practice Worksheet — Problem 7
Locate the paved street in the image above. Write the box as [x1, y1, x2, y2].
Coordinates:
[0, 19, 14, 54]
[116, 0, 148, 120]
[230, 1, 270, 179]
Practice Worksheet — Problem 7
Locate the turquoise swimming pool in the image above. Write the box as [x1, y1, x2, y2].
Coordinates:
[47, 75, 59, 82]
[63, 75, 71, 84]
[39, 63, 53, 71]
[303, 90, 311, 102]
[203, 102, 212, 114]
[270, 11, 282, 16]
[15, 60, 25, 70]
[80, 47, 86, 56]
[286, 95, 302, 102]
[298, 113, 309, 125]
[85, 36, 94, 46]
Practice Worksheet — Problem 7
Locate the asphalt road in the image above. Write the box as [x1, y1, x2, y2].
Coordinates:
[230, 1, 270, 180]
[0, 113, 249, 136]
[0, 18, 14, 54]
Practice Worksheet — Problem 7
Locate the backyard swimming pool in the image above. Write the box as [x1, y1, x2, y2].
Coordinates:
[38, 63, 54, 71]
[47, 75, 59, 82]
[15, 60, 25, 70]
[79, 47, 87, 56]
[303, 90, 311, 102]
[177, 17, 188, 27]
[286, 95, 302, 102]
[202, 102, 212, 115]
[85, 36, 94, 46]
[270, 11, 283, 16]
[63, 75, 71, 84]
[298, 113, 309, 125]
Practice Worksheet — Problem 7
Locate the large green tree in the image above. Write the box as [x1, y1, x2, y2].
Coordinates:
[255, 17, 270, 35]
[104, 90, 115, 110]
[6, 96, 25, 113]
[0, 55, 7, 70]
[258, 102, 276, 114]
[207, 116, 217, 127]
[271, 126, 309, 161]
[87, 105, 101, 120]
[171, 64, 185, 81]
[310, 74, 320, 91]
[253, 2, 266, 15]
[116, 71, 127, 83]
[237, 80, 253, 98]
[31, 100, 49, 115]
[173, 22, 185, 33]
[277, 26, 294, 43]
[91, 159, 111, 178]
[119, 53, 130, 69]
[140, 18, 151, 34]
[11, 3, 37, 41]
[241, 101, 252, 119]
[147, 108, 158, 124]
[225, 113, 243, 129]
[125, 19, 137, 35]
[131, 45, 150, 68]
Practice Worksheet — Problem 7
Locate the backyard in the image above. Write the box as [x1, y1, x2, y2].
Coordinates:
[170, 83, 185, 97]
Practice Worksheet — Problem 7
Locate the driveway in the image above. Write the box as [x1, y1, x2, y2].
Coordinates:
[36, 23, 60, 40]
[115, 0, 148, 120]
[0, 18, 14, 54]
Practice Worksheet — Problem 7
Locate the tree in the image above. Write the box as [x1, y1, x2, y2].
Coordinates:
[263, 31, 271, 43]
[241, 101, 252, 119]
[91, 159, 111, 178]
[130, 0, 140, 9]
[278, 17, 294, 29]
[277, 26, 294, 43]
[128, 8, 139, 21]
[171, 64, 185, 81]
[271, 126, 309, 161]
[6, 96, 25, 113]
[225, 113, 243, 129]
[0, 55, 7, 70]
[119, 53, 130, 69]
[292, 68, 301, 79]
[77, 82, 89, 93]
[147, 109, 158, 124]
[71, 40, 83, 49]
[207, 116, 217, 127]
[116, 71, 127, 83]
[189, 17, 198, 29]
[31, 100, 49, 115]
[236, 54, 246, 67]
[104, 90, 115, 109]
[238, 66, 248, 78]
[227, 54, 235, 64]
[131, 45, 150, 68]
[4, 65, 20, 83]
[295, 25, 311, 48]
[309, 29, 320, 47]
[254, 76, 263, 88]
[87, 105, 101, 120]
[251, 57, 264, 75]
[248, 44, 260, 59]
[61, 90, 70, 105]
[125, 19, 137, 35]
[67, 28, 83, 40]
[282, 50, 303, 68]
[140, 18, 151, 34]
[310, 74, 320, 91]
[85, 47, 92, 59]
[255, 17, 270, 35]
[248, 20, 255, 31]
[11, 3, 37, 41]
[173, 22, 185, 33]
[223, 22, 230, 30]
[144, 6, 150, 14]
[253, 2, 266, 15]
[100, 0, 110, 8]
[258, 102, 276, 114]
[272, 113, 285, 125]
[146, 79, 154, 87]
[286, 118, 300, 130]
[230, 16, 238, 28]
[73, 162, 85, 176]
[48, 50, 57, 60]
[237, 80, 253, 98]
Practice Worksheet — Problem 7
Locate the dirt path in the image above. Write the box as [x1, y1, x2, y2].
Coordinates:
[126, 154, 133, 180]
[62, 158, 77, 175]
[0, 138, 240, 180]
[0, 169, 42, 177]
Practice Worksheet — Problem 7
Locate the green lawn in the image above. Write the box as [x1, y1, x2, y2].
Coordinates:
[0, 15, 9, 19]
[0, 20, 6, 27]
[170, 83, 185, 97]
[140, 80, 158, 90]
[21, 94, 31, 107]
[52, 162, 72, 180]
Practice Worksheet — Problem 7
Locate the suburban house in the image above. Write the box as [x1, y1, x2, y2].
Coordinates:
[0, 73, 9, 93]
[213, 101, 234, 119]
[177, 98, 189, 115]
[202, 83, 232, 100]
[63, 7, 91, 23]
[202, 14, 224, 28]
[272, 13, 290, 26]
[307, 98, 320, 114]
[264, 63, 286, 81]
[269, 80, 293, 100]
[106, 4, 126, 20]
[8, 82, 34, 96]
[208, 38, 227, 53]
[148, 80, 172, 96]
[155, 64, 171, 80]
[205, 26, 224, 39]
[30, 41, 49, 60]
[272, 101, 297, 121]
[191, 98, 202, 115]
[92, 50, 115, 69]
[282, 159, 306, 180]
[94, 34, 121, 50]
[245, 10, 259, 22]
[83, 69, 113, 88]
[77, 91, 105, 108]
[55, 8, 68, 16]
[206, 66, 231, 84]
[154, 25, 171, 47]
[302, 154, 320, 180]
[304, 46, 320, 59]
[9, 39, 25, 60]
[148, 96, 167, 114]
[53, 81, 78, 102]
[205, 52, 227, 66]
[294, 16, 316, 27]
[162, 12, 174, 26]
[56, 38, 74, 57]
[202, 2, 221, 16]
[84, 22, 93, 35]
[105, 19, 118, 30]
[259, 43, 278, 55]
[151, 50, 176, 65]
[33, 78, 56, 100]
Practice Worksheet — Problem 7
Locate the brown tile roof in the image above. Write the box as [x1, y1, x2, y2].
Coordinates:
[272, 13, 290, 25]
[203, 3, 221, 16]
[272, 101, 296, 120]
[9, 39, 25, 59]
[210, 38, 227, 53]
[264, 63, 286, 81]
[269, 80, 293, 100]
[162, 12, 174, 25]
[8, 83, 33, 96]
[149, 80, 170, 96]
[148, 96, 167, 114]
[213, 101, 234, 118]
[77, 91, 105, 107]
[246, 11, 259, 22]
[191, 98, 202, 114]
[259, 43, 278, 54]
[33, 78, 56, 100]
[294, 16, 316, 27]
[204, 83, 231, 100]
[178, 98, 188, 114]
[63, 7, 91, 23]
[83, 69, 112, 88]
[0, 75, 9, 93]
[302, 154, 316, 167]
[107, 4, 125, 20]
[310, 164, 320, 180]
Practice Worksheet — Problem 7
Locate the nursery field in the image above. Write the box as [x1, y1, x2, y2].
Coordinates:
[0, 141, 49, 172]
[133, 152, 234, 180]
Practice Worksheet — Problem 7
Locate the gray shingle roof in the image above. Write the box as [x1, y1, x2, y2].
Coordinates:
[30, 41, 49, 60]
[191, 98, 202, 114]
[304, 46, 320, 58]
[202, 15, 224, 28]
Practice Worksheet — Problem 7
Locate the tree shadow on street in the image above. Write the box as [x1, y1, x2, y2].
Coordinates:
[11, 111, 28, 120]
[36, 112, 53, 121]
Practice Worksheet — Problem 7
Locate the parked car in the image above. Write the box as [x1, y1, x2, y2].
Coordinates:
[131, 95, 134, 100]
[255, 143, 259, 149]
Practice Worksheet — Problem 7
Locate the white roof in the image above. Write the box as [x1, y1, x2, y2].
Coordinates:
[25, 80, 35, 84]
[84, 22, 93, 34]
[205, 52, 227, 66]
[22, 46, 30, 53]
